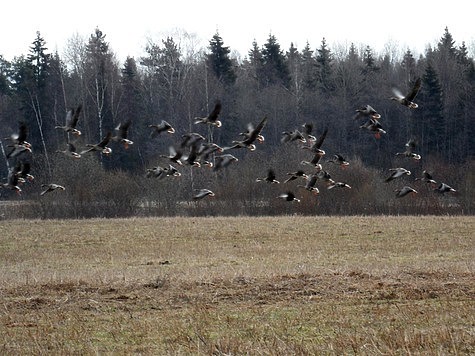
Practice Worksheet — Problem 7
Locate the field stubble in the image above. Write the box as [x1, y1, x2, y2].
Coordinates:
[0, 215, 474, 354]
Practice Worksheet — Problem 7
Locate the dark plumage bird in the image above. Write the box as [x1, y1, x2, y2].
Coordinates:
[146, 164, 181, 179]
[385, 168, 411, 182]
[81, 132, 113, 155]
[112, 120, 133, 149]
[396, 138, 421, 160]
[56, 143, 81, 159]
[182, 143, 201, 167]
[149, 120, 175, 137]
[360, 118, 386, 139]
[1, 169, 22, 195]
[327, 154, 350, 168]
[390, 77, 422, 109]
[194, 100, 222, 127]
[301, 123, 317, 142]
[213, 154, 238, 171]
[395, 186, 418, 198]
[5, 121, 32, 158]
[55, 105, 82, 136]
[192, 189, 215, 200]
[256, 169, 280, 184]
[281, 130, 306, 144]
[302, 127, 328, 154]
[277, 191, 300, 202]
[327, 181, 352, 190]
[434, 183, 456, 194]
[160, 146, 183, 166]
[6, 121, 31, 149]
[298, 174, 320, 194]
[181, 133, 206, 148]
[353, 104, 381, 120]
[228, 117, 267, 151]
[40, 184, 65, 196]
[283, 170, 308, 183]
[14, 161, 34, 183]
[415, 170, 437, 186]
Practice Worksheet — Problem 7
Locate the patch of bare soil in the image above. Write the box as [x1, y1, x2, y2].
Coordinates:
[3, 270, 474, 314]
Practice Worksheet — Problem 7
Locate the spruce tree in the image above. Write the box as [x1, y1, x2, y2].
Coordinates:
[261, 34, 290, 87]
[207, 32, 236, 85]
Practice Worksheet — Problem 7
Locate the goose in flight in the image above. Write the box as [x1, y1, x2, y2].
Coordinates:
[414, 170, 437, 186]
[228, 117, 268, 151]
[298, 174, 320, 194]
[112, 120, 134, 149]
[396, 138, 421, 160]
[55, 105, 82, 136]
[360, 118, 386, 139]
[149, 120, 175, 137]
[394, 186, 418, 198]
[1, 169, 22, 195]
[56, 143, 81, 159]
[194, 100, 222, 127]
[192, 189, 215, 200]
[390, 77, 422, 109]
[277, 191, 301, 202]
[40, 183, 65, 196]
[283, 170, 308, 183]
[81, 132, 113, 155]
[434, 182, 456, 194]
[353, 104, 381, 120]
[256, 169, 280, 184]
[327, 153, 350, 168]
[385, 167, 411, 182]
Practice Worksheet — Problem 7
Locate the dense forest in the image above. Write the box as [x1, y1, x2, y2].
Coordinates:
[0, 27, 473, 218]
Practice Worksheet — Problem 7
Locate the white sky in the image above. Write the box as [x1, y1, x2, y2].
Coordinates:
[2, 1, 474, 62]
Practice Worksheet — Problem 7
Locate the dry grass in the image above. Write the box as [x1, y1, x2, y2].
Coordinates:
[0, 216, 474, 354]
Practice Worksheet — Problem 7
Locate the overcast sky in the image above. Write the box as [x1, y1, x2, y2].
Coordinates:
[2, 1, 474, 62]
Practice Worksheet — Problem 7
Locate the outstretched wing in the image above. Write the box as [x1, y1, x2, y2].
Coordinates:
[406, 77, 422, 101]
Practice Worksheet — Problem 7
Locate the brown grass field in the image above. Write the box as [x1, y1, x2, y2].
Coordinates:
[0, 215, 474, 355]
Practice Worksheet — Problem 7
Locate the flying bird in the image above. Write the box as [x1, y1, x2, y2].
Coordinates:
[360, 118, 386, 139]
[81, 132, 113, 155]
[149, 120, 175, 137]
[396, 138, 421, 160]
[56, 143, 81, 159]
[277, 191, 301, 202]
[353, 104, 381, 120]
[194, 100, 222, 127]
[394, 186, 418, 198]
[40, 184, 65, 196]
[415, 170, 437, 186]
[385, 168, 411, 182]
[434, 182, 456, 194]
[55, 105, 82, 136]
[193, 189, 215, 200]
[256, 169, 280, 184]
[390, 77, 422, 109]
[112, 120, 134, 149]
[283, 170, 308, 183]
[1, 169, 22, 195]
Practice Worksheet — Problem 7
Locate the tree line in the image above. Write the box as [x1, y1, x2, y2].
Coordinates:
[0, 27, 473, 218]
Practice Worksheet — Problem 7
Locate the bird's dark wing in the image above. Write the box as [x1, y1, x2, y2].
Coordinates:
[313, 127, 328, 149]
[99, 132, 112, 147]
[71, 105, 82, 127]
[18, 122, 28, 143]
[406, 77, 422, 101]
[208, 100, 222, 121]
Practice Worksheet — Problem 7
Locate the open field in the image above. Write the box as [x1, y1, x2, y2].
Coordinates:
[0, 216, 474, 354]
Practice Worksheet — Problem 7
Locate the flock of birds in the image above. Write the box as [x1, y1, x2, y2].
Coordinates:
[0, 77, 458, 207]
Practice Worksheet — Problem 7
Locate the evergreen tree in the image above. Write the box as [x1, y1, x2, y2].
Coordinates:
[0, 55, 11, 95]
[207, 32, 236, 85]
[316, 37, 334, 93]
[261, 34, 290, 87]
[301, 42, 317, 91]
